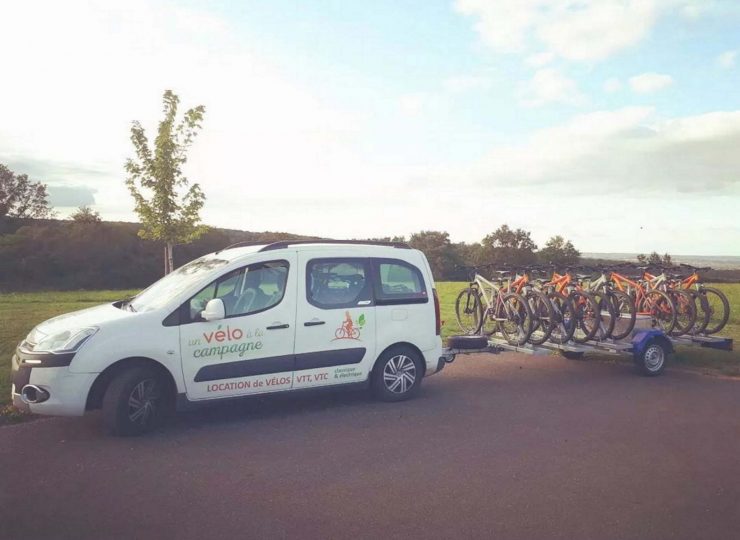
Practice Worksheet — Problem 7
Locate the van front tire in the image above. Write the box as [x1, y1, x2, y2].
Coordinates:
[371, 347, 423, 402]
[102, 366, 170, 436]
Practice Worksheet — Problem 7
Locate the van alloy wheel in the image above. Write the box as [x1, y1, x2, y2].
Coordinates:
[383, 354, 417, 394]
[127, 378, 160, 426]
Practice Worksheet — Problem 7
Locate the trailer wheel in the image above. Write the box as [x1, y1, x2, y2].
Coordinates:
[635, 339, 667, 377]
[561, 351, 585, 360]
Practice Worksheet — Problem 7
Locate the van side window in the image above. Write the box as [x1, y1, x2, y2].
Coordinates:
[307, 259, 371, 309]
[373, 259, 428, 305]
[186, 261, 289, 322]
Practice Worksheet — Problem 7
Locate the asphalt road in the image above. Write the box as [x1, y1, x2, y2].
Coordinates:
[2, 353, 740, 540]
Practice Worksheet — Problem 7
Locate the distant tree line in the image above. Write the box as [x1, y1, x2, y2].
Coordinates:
[0, 218, 583, 290]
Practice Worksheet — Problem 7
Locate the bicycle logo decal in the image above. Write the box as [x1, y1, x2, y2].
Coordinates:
[333, 311, 365, 341]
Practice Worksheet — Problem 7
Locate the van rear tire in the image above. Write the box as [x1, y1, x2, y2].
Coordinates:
[371, 346, 423, 402]
[102, 366, 171, 436]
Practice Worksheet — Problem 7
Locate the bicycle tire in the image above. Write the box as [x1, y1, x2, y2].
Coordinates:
[570, 290, 600, 344]
[455, 288, 482, 335]
[526, 289, 556, 345]
[593, 292, 617, 341]
[497, 292, 533, 346]
[639, 289, 676, 335]
[699, 286, 730, 335]
[690, 289, 710, 334]
[547, 291, 577, 344]
[667, 289, 697, 337]
[607, 289, 636, 341]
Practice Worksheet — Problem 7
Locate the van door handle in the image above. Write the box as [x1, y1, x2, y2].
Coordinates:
[266, 323, 290, 330]
[304, 320, 325, 327]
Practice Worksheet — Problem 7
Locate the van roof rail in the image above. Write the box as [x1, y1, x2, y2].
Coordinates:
[259, 239, 411, 252]
[216, 241, 270, 253]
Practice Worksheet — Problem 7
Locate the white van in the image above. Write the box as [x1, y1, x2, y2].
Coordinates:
[11, 241, 445, 435]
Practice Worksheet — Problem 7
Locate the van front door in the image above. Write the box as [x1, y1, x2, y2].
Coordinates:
[293, 254, 376, 389]
[179, 254, 297, 400]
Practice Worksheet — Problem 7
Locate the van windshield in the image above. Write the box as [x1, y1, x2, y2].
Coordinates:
[129, 256, 230, 313]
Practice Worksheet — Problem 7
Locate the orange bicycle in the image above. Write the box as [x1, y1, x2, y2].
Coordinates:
[609, 267, 676, 334]
[543, 269, 611, 343]
[672, 264, 730, 335]
[641, 267, 696, 336]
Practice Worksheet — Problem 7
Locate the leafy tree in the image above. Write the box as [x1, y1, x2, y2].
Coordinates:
[70, 206, 101, 223]
[647, 251, 663, 265]
[479, 224, 537, 266]
[662, 253, 672, 266]
[538, 235, 580, 266]
[408, 231, 463, 280]
[0, 164, 53, 218]
[636, 253, 647, 264]
[125, 90, 207, 274]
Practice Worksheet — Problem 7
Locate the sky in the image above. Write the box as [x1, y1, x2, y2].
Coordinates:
[0, 0, 739, 255]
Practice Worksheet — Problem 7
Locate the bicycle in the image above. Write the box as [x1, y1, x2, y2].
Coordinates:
[609, 266, 677, 335]
[581, 266, 637, 341]
[673, 264, 730, 335]
[640, 266, 697, 336]
[544, 268, 615, 343]
[455, 267, 533, 346]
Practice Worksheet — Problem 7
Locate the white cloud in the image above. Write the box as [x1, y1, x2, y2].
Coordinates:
[443, 74, 493, 93]
[603, 78, 623, 93]
[454, 0, 667, 62]
[716, 50, 737, 69]
[519, 68, 584, 107]
[455, 107, 740, 195]
[628, 72, 674, 94]
[525, 51, 555, 67]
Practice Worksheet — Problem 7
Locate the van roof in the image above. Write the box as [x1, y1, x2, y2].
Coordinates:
[216, 240, 414, 261]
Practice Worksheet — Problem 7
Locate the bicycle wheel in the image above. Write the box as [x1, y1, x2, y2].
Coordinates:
[699, 286, 730, 335]
[689, 289, 710, 334]
[639, 289, 676, 335]
[593, 292, 616, 340]
[570, 291, 600, 344]
[455, 288, 483, 335]
[527, 289, 555, 345]
[667, 289, 697, 337]
[548, 291, 577, 344]
[497, 292, 533, 346]
[608, 289, 636, 341]
[480, 302, 499, 336]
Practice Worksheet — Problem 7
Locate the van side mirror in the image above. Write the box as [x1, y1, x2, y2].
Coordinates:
[201, 299, 226, 321]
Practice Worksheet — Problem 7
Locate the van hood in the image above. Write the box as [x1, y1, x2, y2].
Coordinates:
[28, 303, 133, 343]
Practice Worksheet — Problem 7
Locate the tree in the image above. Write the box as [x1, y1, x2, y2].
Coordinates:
[662, 253, 672, 266]
[647, 251, 663, 265]
[408, 231, 463, 280]
[70, 206, 101, 223]
[0, 164, 53, 218]
[636, 253, 647, 264]
[479, 224, 538, 266]
[125, 90, 207, 274]
[538, 235, 580, 266]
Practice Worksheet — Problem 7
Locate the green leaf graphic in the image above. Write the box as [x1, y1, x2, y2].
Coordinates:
[358, 314, 366, 327]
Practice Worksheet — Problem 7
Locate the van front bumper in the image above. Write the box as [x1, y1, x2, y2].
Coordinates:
[10, 350, 96, 417]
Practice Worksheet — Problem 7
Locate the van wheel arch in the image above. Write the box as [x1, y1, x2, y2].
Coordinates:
[86, 357, 178, 411]
[372, 342, 426, 378]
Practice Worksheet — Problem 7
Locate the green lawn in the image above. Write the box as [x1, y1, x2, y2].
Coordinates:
[1, 284, 738, 411]
[0, 290, 138, 410]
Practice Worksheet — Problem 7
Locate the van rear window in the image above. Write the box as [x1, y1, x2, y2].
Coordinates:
[373, 259, 428, 305]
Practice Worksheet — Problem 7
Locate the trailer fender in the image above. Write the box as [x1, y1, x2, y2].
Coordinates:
[631, 330, 673, 357]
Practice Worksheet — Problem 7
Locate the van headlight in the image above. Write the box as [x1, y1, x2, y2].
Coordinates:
[33, 327, 98, 353]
